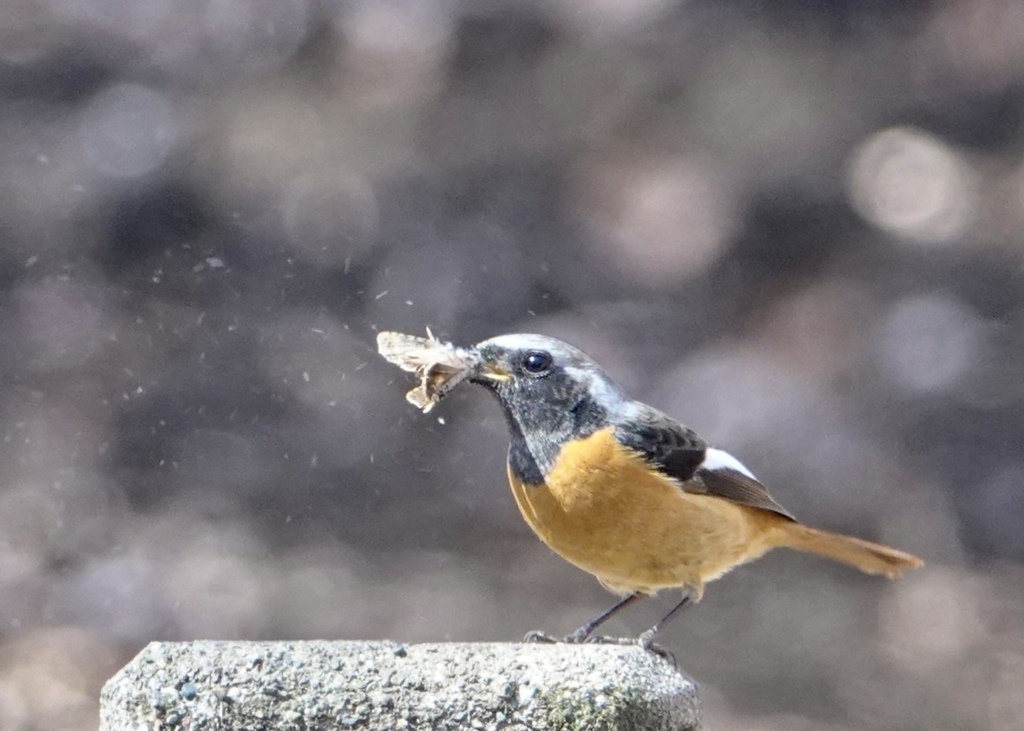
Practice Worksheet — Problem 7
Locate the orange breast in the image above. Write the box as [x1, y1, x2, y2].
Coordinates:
[507, 428, 780, 594]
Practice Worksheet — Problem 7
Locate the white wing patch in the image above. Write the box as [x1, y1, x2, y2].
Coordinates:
[701, 447, 757, 480]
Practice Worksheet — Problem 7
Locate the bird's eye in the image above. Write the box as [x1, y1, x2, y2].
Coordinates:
[521, 350, 553, 374]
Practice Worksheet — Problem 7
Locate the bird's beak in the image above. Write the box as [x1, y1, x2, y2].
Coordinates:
[475, 362, 511, 383]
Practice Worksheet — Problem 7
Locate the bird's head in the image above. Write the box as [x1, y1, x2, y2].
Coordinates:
[470, 333, 632, 448]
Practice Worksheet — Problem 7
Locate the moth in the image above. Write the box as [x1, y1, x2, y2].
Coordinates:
[376, 329, 477, 412]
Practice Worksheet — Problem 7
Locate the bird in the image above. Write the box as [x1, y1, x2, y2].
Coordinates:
[460, 333, 923, 650]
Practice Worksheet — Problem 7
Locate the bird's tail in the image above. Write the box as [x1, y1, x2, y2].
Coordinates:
[773, 522, 923, 578]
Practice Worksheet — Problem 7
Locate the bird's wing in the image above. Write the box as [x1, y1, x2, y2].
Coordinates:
[615, 409, 708, 483]
[693, 448, 795, 520]
[615, 408, 795, 521]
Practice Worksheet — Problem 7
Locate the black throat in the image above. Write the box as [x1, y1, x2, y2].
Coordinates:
[500, 390, 609, 487]
[508, 424, 545, 486]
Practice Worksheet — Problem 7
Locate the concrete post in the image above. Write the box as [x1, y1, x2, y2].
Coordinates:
[100, 641, 701, 730]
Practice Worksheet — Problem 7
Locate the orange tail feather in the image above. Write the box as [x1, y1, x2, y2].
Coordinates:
[774, 523, 923, 578]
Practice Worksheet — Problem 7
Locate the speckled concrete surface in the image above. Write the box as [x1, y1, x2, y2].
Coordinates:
[100, 641, 700, 730]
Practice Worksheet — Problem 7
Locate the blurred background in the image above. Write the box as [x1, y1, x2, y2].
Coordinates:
[1, 0, 1023, 729]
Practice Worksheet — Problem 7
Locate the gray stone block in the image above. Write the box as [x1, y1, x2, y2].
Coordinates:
[100, 641, 700, 730]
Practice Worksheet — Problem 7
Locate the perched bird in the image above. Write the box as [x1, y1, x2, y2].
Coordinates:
[459, 333, 923, 649]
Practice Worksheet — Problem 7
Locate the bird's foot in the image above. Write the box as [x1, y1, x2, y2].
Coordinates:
[638, 629, 676, 666]
[580, 634, 634, 646]
[563, 626, 595, 643]
[524, 630, 674, 663]
[578, 633, 675, 663]
[523, 631, 624, 645]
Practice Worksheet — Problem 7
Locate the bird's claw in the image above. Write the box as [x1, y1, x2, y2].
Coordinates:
[525, 630, 607, 644]
[524, 630, 675, 664]
[581, 635, 633, 646]
[563, 627, 593, 643]
[638, 629, 676, 666]
[577, 633, 677, 664]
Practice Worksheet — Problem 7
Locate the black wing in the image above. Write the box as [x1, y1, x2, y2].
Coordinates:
[615, 407, 708, 483]
[694, 460, 795, 520]
[615, 407, 795, 520]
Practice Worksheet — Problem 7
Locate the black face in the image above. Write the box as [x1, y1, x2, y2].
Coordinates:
[470, 334, 628, 482]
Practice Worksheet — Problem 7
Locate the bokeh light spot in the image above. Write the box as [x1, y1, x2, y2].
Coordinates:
[577, 155, 737, 286]
[875, 294, 985, 393]
[846, 126, 977, 244]
[79, 84, 178, 178]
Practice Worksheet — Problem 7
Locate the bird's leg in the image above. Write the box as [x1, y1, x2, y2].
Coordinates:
[565, 591, 642, 642]
[635, 591, 695, 663]
[523, 591, 642, 644]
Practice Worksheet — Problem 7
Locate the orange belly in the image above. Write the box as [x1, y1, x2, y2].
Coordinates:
[507, 428, 781, 595]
